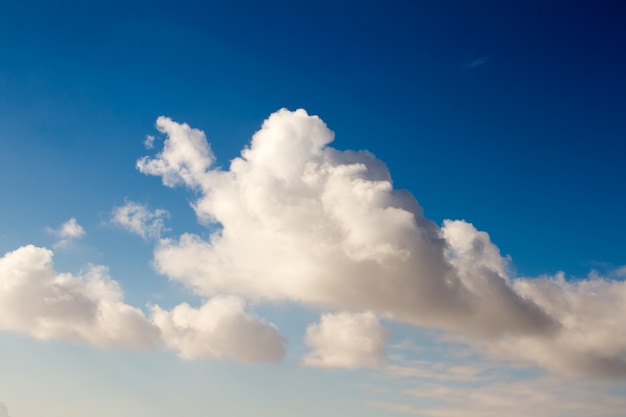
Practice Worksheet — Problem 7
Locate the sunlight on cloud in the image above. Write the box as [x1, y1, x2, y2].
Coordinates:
[138, 108, 626, 377]
[302, 311, 389, 368]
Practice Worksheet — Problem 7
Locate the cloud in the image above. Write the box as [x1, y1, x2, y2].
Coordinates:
[489, 272, 626, 378]
[0, 244, 285, 363]
[136, 108, 626, 376]
[151, 296, 286, 362]
[111, 200, 169, 240]
[370, 376, 626, 417]
[46, 217, 86, 248]
[0, 245, 159, 349]
[144, 134, 156, 149]
[461, 56, 488, 70]
[302, 311, 389, 368]
[0, 402, 8, 417]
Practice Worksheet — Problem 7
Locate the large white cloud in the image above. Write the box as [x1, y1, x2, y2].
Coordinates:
[0, 245, 159, 349]
[302, 311, 389, 368]
[138, 109, 626, 377]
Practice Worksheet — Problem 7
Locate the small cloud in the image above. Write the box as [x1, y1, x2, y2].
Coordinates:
[461, 56, 488, 70]
[144, 134, 155, 149]
[46, 217, 86, 248]
[302, 311, 390, 369]
[151, 296, 286, 363]
[111, 200, 169, 240]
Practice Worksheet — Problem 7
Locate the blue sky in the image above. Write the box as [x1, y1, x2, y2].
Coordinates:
[1, 1, 625, 416]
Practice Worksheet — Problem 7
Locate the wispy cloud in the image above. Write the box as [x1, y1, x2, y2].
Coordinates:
[111, 200, 169, 240]
[461, 56, 488, 70]
[45, 217, 86, 248]
[370, 376, 626, 417]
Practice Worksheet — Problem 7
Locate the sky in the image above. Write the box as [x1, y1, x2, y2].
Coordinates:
[1, 1, 625, 416]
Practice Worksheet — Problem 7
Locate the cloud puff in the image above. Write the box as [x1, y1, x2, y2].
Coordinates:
[0, 245, 159, 349]
[111, 200, 169, 240]
[46, 217, 86, 248]
[144, 134, 156, 149]
[151, 296, 285, 362]
[137, 109, 626, 377]
[302, 311, 389, 368]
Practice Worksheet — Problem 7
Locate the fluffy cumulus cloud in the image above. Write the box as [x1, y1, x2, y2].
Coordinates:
[0, 245, 286, 363]
[0, 245, 159, 349]
[136, 108, 626, 377]
[151, 296, 285, 362]
[111, 200, 169, 240]
[303, 311, 389, 368]
[46, 217, 86, 248]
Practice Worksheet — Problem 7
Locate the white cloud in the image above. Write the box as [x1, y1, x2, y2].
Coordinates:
[111, 200, 169, 240]
[0, 245, 159, 349]
[137, 109, 626, 376]
[0, 244, 285, 364]
[144, 134, 155, 149]
[151, 296, 286, 362]
[46, 217, 86, 248]
[137, 116, 215, 190]
[302, 311, 389, 368]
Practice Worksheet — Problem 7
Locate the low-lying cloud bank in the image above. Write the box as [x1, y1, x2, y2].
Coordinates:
[1, 109, 624, 377]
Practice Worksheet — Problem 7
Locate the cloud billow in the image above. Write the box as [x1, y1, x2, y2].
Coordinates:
[138, 108, 626, 377]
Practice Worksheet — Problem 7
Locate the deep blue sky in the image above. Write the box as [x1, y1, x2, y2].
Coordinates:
[1, 0, 624, 277]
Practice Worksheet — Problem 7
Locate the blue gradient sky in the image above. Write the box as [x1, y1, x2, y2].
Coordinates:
[1, 1, 625, 416]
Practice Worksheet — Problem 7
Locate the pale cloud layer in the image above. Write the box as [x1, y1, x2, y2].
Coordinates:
[46, 217, 86, 248]
[370, 376, 626, 417]
[136, 109, 626, 377]
[111, 200, 169, 240]
[302, 311, 389, 368]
